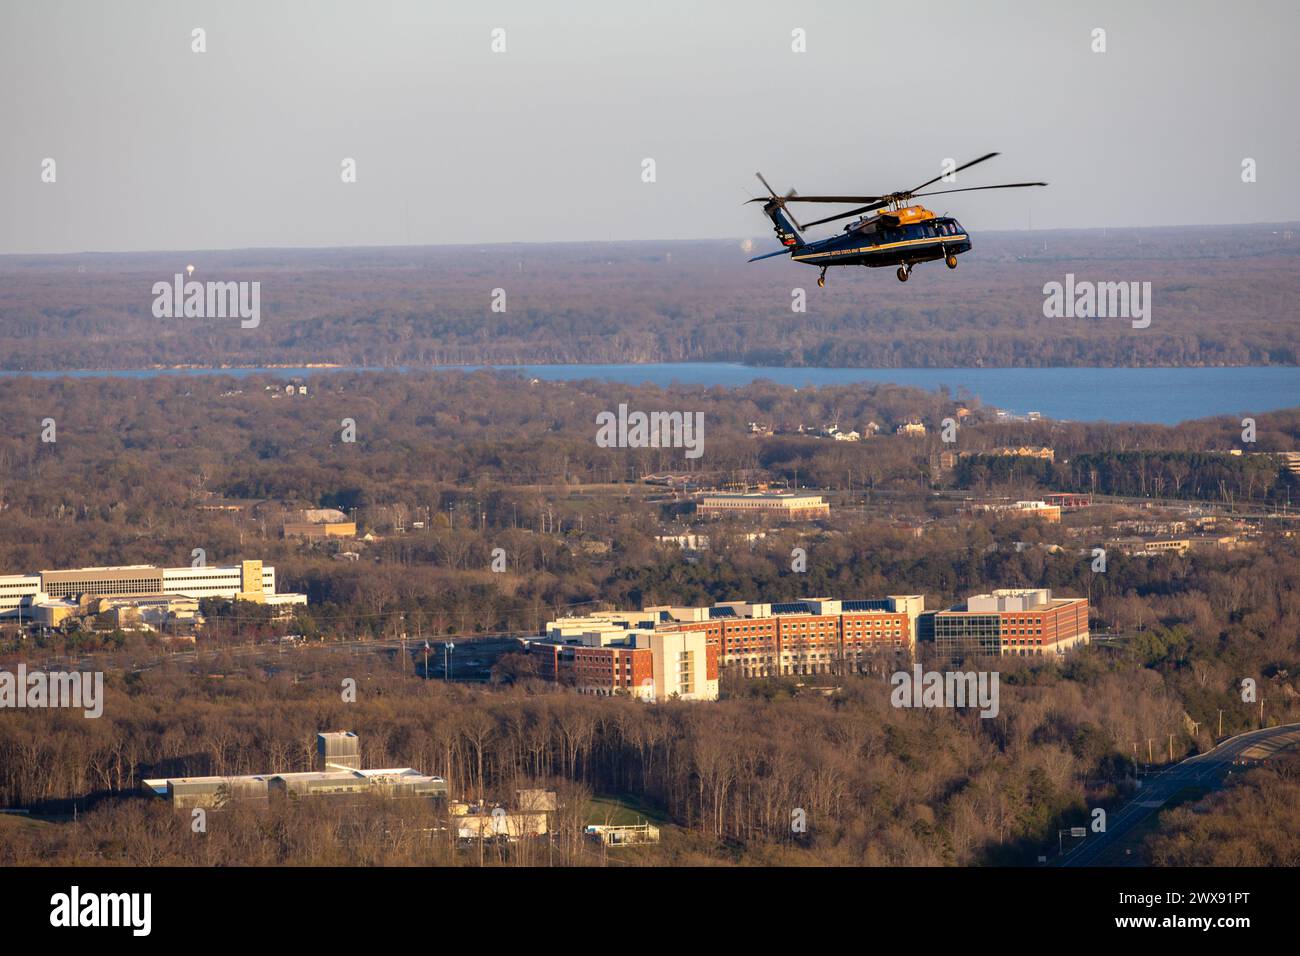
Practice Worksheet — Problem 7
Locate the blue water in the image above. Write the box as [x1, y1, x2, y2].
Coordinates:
[2, 363, 1297, 424]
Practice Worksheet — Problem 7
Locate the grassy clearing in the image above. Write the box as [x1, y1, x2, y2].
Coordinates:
[0, 812, 57, 835]
[586, 793, 669, 827]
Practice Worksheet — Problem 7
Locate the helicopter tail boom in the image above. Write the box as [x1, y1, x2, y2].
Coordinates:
[763, 200, 804, 249]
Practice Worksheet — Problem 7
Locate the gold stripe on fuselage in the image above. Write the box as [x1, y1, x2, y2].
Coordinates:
[792, 234, 968, 262]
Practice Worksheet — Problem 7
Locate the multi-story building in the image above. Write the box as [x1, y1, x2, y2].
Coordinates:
[696, 492, 829, 520]
[930, 588, 1088, 658]
[1114, 534, 1240, 557]
[0, 560, 305, 619]
[0, 574, 41, 618]
[528, 623, 715, 701]
[530, 594, 925, 692]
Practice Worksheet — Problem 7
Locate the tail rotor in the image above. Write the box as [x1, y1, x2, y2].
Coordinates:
[747, 172, 805, 248]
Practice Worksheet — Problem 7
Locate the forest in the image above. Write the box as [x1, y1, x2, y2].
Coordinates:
[2, 223, 1298, 372]
[0, 640, 1262, 866]
[1145, 751, 1300, 866]
[0, 600, 1295, 867]
[0, 371, 1297, 866]
[0, 371, 1297, 644]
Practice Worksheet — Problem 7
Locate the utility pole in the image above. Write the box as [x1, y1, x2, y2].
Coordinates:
[1218, 709, 1224, 738]
[1168, 733, 1174, 762]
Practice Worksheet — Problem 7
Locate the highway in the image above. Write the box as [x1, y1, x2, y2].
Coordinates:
[1056, 721, 1300, 867]
[29, 632, 523, 677]
[925, 488, 1295, 522]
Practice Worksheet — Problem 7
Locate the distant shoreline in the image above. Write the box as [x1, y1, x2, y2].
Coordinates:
[3, 364, 1297, 425]
[1, 360, 1297, 376]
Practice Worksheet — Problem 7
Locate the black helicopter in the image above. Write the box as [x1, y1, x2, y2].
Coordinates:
[746, 153, 1046, 287]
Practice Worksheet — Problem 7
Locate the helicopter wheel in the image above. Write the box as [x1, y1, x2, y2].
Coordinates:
[945, 254, 958, 270]
[896, 266, 910, 283]
[817, 268, 826, 289]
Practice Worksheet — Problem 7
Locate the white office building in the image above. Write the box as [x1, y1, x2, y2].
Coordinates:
[0, 560, 305, 619]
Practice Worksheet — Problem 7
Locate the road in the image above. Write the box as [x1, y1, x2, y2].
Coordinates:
[29, 632, 523, 676]
[926, 488, 1295, 522]
[1056, 721, 1300, 867]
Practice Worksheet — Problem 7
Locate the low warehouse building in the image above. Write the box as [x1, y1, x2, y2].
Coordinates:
[142, 732, 447, 809]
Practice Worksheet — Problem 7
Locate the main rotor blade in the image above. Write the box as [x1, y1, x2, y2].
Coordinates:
[784, 195, 887, 204]
[755, 172, 778, 198]
[910, 181, 1048, 199]
[905, 152, 1000, 196]
[745, 191, 803, 206]
[800, 202, 888, 229]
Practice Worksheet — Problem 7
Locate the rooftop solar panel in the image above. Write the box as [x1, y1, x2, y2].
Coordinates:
[771, 602, 808, 615]
[842, 599, 891, 612]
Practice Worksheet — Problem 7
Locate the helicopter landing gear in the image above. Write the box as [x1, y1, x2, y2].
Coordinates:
[896, 265, 910, 282]
[945, 254, 958, 270]
[817, 267, 827, 289]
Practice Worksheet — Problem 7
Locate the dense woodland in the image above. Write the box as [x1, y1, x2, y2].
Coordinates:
[0, 644, 1261, 866]
[0, 609, 1296, 867]
[2, 224, 1299, 371]
[0, 372, 1297, 865]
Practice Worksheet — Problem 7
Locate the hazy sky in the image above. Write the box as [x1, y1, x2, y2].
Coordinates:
[2, 0, 1297, 255]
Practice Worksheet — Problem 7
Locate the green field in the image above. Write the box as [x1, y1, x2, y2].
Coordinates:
[585, 794, 669, 827]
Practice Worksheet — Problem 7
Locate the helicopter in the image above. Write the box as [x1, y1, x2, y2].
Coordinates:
[746, 153, 1046, 287]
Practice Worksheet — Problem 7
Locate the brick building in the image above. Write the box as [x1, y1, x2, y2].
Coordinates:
[930, 588, 1089, 659]
[530, 594, 925, 692]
